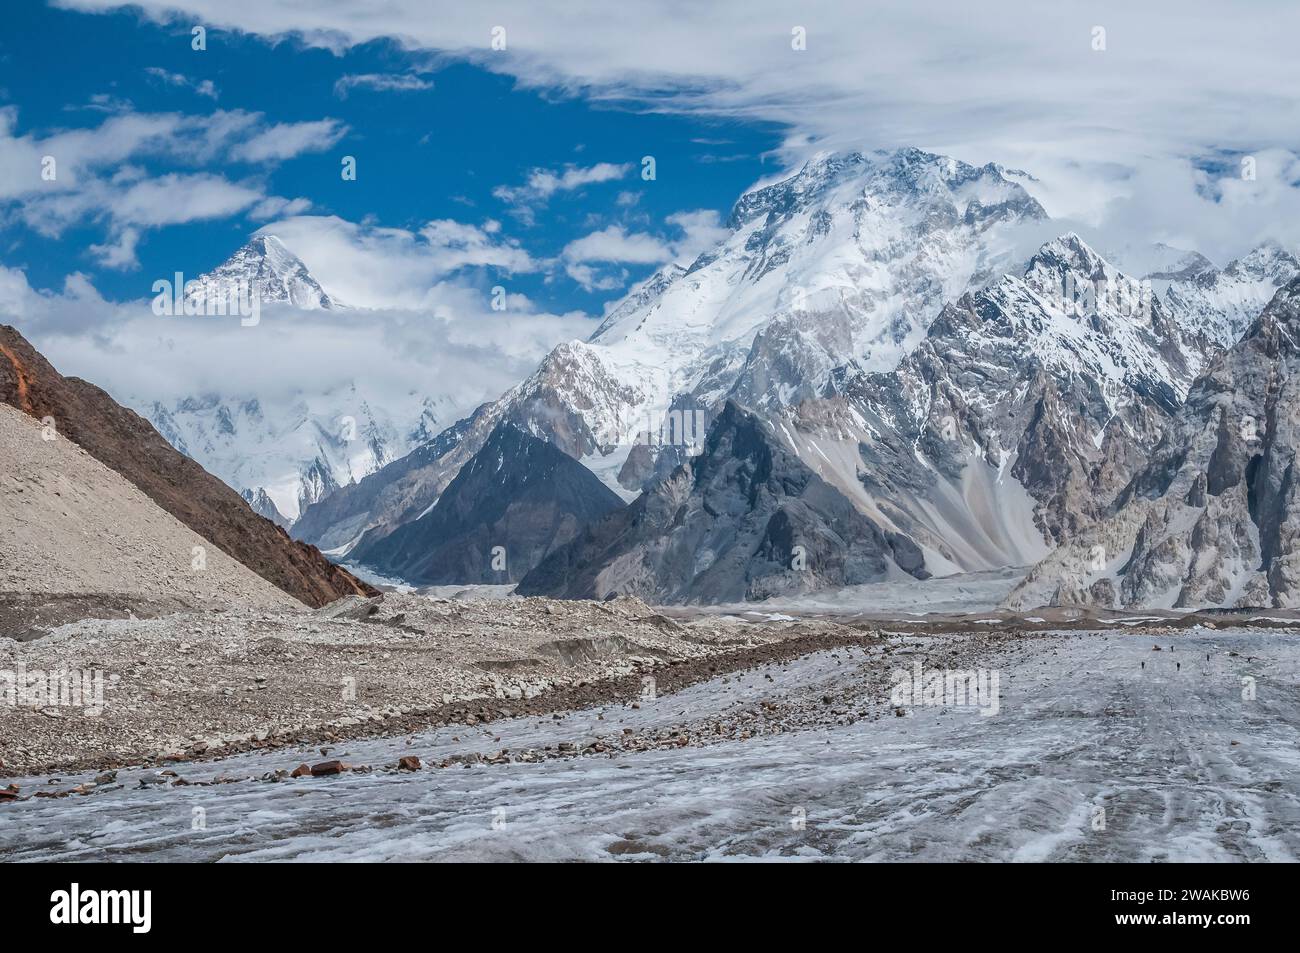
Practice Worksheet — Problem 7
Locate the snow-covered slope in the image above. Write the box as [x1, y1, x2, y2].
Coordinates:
[1139, 243, 1216, 283]
[583, 148, 1047, 438]
[487, 148, 1050, 466]
[146, 387, 455, 523]
[186, 235, 340, 310]
[1162, 240, 1300, 348]
[241, 486, 290, 528]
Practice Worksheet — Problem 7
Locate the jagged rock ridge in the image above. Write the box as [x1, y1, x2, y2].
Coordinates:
[1007, 275, 1300, 609]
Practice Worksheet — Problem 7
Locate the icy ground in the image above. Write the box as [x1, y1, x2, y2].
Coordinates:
[2, 627, 1298, 862]
[708, 566, 1029, 618]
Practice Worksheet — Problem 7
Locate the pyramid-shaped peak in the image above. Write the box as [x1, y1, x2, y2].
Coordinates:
[1027, 233, 1128, 281]
[193, 233, 341, 310]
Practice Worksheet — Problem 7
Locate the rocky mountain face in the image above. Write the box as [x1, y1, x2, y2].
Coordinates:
[290, 411, 480, 554]
[1162, 240, 1300, 348]
[350, 423, 625, 584]
[516, 401, 927, 603]
[1140, 243, 1217, 283]
[186, 235, 339, 310]
[295, 148, 1049, 552]
[290, 339, 650, 553]
[771, 233, 1212, 575]
[0, 324, 375, 608]
[1007, 276, 1300, 610]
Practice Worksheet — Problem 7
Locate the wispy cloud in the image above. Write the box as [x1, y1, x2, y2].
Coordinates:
[251, 214, 539, 309]
[561, 225, 668, 291]
[0, 261, 591, 458]
[493, 162, 630, 225]
[144, 66, 218, 100]
[0, 106, 346, 267]
[231, 118, 346, 163]
[88, 226, 141, 269]
[333, 72, 434, 98]
[560, 210, 728, 291]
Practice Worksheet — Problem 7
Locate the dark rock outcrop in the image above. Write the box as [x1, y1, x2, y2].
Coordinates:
[351, 423, 625, 584]
[517, 401, 927, 603]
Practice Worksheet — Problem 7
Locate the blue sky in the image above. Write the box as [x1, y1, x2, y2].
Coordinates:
[1, 2, 783, 314]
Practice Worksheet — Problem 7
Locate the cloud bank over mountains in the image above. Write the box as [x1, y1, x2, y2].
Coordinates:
[56, 0, 1300, 262]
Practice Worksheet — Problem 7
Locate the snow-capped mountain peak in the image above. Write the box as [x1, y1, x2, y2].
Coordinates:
[1163, 238, 1300, 348]
[726, 148, 1045, 231]
[143, 387, 456, 523]
[1141, 243, 1216, 282]
[577, 148, 1049, 428]
[1028, 231, 1108, 274]
[187, 234, 341, 310]
[1223, 238, 1300, 283]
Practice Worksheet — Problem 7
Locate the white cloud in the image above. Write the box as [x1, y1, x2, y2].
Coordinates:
[562, 225, 669, 265]
[248, 195, 314, 220]
[253, 214, 539, 309]
[231, 119, 346, 163]
[21, 171, 266, 243]
[665, 209, 728, 264]
[560, 210, 729, 291]
[0, 263, 592, 443]
[561, 225, 668, 291]
[0, 106, 348, 266]
[88, 226, 141, 269]
[493, 162, 630, 224]
[0, 264, 120, 335]
[55, 0, 1300, 260]
[108, 173, 266, 226]
[144, 67, 219, 100]
[333, 73, 434, 98]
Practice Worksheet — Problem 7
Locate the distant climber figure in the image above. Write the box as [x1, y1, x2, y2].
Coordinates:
[1176, 662, 1181, 671]
[1141, 661, 1145, 670]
